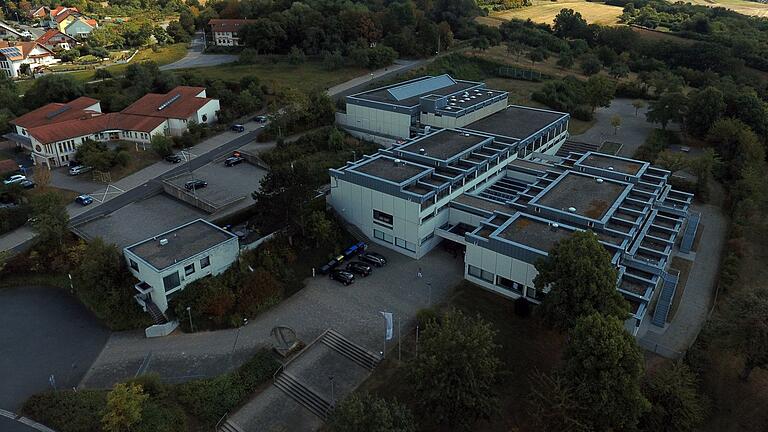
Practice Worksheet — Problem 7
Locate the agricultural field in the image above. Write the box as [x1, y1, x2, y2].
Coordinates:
[686, 0, 768, 17]
[489, 0, 624, 25]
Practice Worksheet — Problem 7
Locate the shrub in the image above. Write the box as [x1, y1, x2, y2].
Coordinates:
[416, 307, 440, 328]
[22, 390, 107, 432]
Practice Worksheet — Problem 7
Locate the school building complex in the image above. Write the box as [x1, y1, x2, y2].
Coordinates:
[330, 75, 699, 332]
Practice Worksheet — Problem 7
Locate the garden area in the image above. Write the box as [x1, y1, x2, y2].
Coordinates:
[21, 349, 280, 432]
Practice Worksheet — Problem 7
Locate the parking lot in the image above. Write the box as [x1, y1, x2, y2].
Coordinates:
[166, 160, 266, 208]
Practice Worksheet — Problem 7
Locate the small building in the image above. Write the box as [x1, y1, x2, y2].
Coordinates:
[208, 19, 256, 46]
[63, 17, 97, 38]
[124, 219, 240, 313]
[36, 29, 78, 50]
[0, 41, 57, 78]
[121, 86, 221, 136]
[31, 7, 50, 19]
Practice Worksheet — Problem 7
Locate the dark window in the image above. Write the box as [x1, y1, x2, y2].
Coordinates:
[184, 263, 195, 276]
[163, 272, 181, 292]
[496, 276, 522, 294]
[373, 209, 393, 227]
[200, 256, 210, 269]
[129, 259, 139, 272]
[202, 114, 208, 122]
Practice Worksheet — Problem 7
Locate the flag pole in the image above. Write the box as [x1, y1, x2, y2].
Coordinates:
[398, 316, 401, 361]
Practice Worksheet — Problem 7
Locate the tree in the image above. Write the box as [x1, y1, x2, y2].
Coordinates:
[640, 362, 707, 432]
[471, 37, 490, 51]
[151, 134, 173, 157]
[554, 9, 589, 40]
[632, 100, 645, 116]
[609, 61, 629, 79]
[646, 92, 687, 130]
[34, 166, 51, 189]
[409, 309, 500, 430]
[101, 383, 148, 432]
[240, 19, 286, 54]
[534, 231, 629, 330]
[94, 68, 113, 81]
[304, 211, 334, 247]
[166, 20, 191, 43]
[0, 250, 10, 273]
[288, 46, 306, 65]
[506, 41, 524, 62]
[655, 150, 688, 175]
[528, 370, 590, 432]
[30, 191, 68, 248]
[713, 286, 768, 381]
[686, 86, 725, 137]
[556, 52, 574, 69]
[329, 393, 416, 432]
[611, 114, 622, 135]
[563, 313, 650, 430]
[579, 54, 602, 76]
[23, 75, 84, 109]
[584, 75, 616, 113]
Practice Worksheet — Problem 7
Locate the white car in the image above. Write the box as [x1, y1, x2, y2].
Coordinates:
[68, 165, 92, 176]
[3, 174, 26, 185]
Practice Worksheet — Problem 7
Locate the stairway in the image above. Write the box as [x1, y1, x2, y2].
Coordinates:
[273, 371, 333, 420]
[321, 329, 381, 371]
[145, 300, 168, 325]
[218, 419, 246, 432]
[555, 140, 599, 157]
[652, 272, 679, 327]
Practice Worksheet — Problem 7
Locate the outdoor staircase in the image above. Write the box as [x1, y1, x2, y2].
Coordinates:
[652, 271, 679, 327]
[146, 300, 168, 325]
[218, 419, 246, 432]
[320, 329, 382, 371]
[273, 371, 333, 420]
[555, 140, 599, 157]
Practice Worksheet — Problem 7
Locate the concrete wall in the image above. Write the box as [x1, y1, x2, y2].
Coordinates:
[344, 103, 412, 139]
[420, 99, 508, 130]
[194, 99, 220, 125]
[464, 240, 539, 301]
[125, 236, 239, 312]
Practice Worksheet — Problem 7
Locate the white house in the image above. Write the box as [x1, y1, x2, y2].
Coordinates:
[208, 19, 256, 46]
[124, 219, 240, 314]
[0, 41, 57, 78]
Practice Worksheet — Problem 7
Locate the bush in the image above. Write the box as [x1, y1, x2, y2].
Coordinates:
[416, 307, 440, 328]
[22, 390, 107, 432]
[0, 205, 31, 235]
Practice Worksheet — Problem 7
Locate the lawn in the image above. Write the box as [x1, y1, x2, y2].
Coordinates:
[356, 282, 565, 432]
[107, 145, 162, 182]
[490, 0, 625, 25]
[171, 61, 368, 93]
[686, 0, 768, 17]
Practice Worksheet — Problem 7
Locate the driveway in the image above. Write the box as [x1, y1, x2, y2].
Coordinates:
[0, 286, 109, 411]
[79, 245, 465, 388]
[159, 33, 237, 71]
[571, 98, 677, 158]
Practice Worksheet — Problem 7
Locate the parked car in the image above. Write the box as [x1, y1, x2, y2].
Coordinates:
[3, 174, 26, 185]
[75, 194, 93, 206]
[345, 261, 372, 277]
[19, 179, 36, 189]
[224, 156, 245, 167]
[231, 124, 245, 132]
[330, 269, 355, 286]
[359, 252, 387, 267]
[184, 179, 208, 190]
[253, 115, 268, 123]
[165, 154, 182, 163]
[68, 165, 92, 176]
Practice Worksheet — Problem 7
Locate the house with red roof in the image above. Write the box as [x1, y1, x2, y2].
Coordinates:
[0, 41, 57, 78]
[5, 87, 220, 168]
[208, 19, 257, 46]
[36, 29, 78, 51]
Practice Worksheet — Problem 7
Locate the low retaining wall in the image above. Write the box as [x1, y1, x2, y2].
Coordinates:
[145, 321, 179, 338]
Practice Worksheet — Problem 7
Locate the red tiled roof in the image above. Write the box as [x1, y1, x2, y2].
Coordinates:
[28, 113, 165, 144]
[121, 86, 213, 120]
[0, 41, 54, 61]
[11, 97, 101, 129]
[208, 19, 257, 33]
[55, 9, 80, 23]
[84, 19, 98, 27]
[51, 6, 78, 17]
[36, 29, 76, 45]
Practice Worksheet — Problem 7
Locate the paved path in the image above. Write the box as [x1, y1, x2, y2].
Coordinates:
[80, 246, 464, 389]
[638, 201, 727, 355]
[326, 59, 422, 97]
[159, 33, 237, 71]
[571, 98, 678, 158]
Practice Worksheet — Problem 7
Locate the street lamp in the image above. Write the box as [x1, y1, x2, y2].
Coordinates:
[329, 376, 335, 407]
[186, 306, 194, 332]
[426, 281, 432, 305]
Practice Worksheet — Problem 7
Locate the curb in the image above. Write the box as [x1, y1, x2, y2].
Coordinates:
[0, 408, 58, 432]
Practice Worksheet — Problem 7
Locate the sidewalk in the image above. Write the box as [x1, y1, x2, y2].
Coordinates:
[326, 59, 421, 96]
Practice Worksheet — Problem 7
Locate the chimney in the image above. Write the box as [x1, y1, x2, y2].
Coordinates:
[159, 238, 169, 246]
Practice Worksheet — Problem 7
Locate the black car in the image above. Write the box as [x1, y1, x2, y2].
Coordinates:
[346, 261, 372, 277]
[253, 115, 268, 123]
[359, 252, 387, 267]
[184, 179, 208, 190]
[225, 156, 245, 167]
[165, 154, 182, 163]
[19, 179, 36, 189]
[330, 269, 355, 285]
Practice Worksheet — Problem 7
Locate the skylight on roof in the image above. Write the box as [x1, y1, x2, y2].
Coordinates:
[387, 75, 456, 101]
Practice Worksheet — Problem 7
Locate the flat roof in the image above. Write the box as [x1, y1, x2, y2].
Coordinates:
[440, 88, 505, 112]
[496, 215, 573, 252]
[352, 156, 429, 184]
[453, 194, 513, 214]
[399, 130, 488, 161]
[351, 75, 477, 108]
[127, 219, 235, 270]
[462, 105, 567, 139]
[578, 153, 644, 176]
[535, 172, 626, 220]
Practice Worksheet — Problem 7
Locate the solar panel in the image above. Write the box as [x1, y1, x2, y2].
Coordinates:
[45, 105, 71, 119]
[387, 75, 456, 101]
[0, 47, 22, 57]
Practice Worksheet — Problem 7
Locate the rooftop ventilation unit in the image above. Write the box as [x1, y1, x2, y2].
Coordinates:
[159, 238, 169, 246]
[157, 94, 182, 111]
[551, 223, 559, 231]
[393, 158, 403, 166]
[596, 178, 604, 183]
[608, 166, 615, 171]
[568, 207, 577, 213]
[419, 148, 426, 155]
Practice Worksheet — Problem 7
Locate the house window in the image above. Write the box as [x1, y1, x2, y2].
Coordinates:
[162, 271, 181, 292]
[129, 259, 139, 271]
[200, 256, 210, 269]
[468, 265, 493, 283]
[396, 237, 415, 251]
[184, 263, 195, 276]
[373, 229, 393, 244]
[202, 114, 208, 122]
[496, 275, 522, 294]
[373, 209, 393, 227]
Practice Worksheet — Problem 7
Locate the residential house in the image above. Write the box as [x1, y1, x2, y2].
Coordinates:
[36, 29, 78, 51]
[63, 17, 97, 38]
[30, 6, 50, 19]
[5, 86, 220, 167]
[0, 41, 57, 78]
[124, 219, 240, 313]
[208, 19, 256, 46]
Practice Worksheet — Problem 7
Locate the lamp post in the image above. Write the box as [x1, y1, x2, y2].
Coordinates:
[186, 306, 194, 332]
[329, 376, 335, 407]
[426, 281, 432, 305]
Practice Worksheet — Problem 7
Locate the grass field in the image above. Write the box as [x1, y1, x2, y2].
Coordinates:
[171, 61, 368, 92]
[490, 0, 624, 25]
[687, 0, 768, 17]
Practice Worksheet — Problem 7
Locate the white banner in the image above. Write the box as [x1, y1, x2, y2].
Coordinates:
[380, 311, 393, 340]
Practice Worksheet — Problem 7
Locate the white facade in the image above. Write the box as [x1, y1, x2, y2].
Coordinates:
[421, 98, 508, 130]
[125, 228, 239, 313]
[340, 104, 413, 139]
[0, 45, 58, 78]
[213, 31, 242, 46]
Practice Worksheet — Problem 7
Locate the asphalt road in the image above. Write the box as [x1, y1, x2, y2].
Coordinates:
[68, 128, 262, 226]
